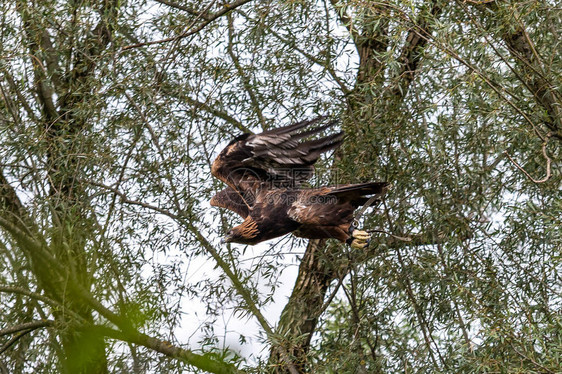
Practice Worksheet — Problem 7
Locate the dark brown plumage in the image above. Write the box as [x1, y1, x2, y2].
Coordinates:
[210, 117, 389, 247]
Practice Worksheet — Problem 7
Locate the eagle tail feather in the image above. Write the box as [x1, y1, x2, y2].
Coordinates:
[329, 182, 389, 205]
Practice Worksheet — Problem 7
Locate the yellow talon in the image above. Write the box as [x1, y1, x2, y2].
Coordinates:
[350, 238, 369, 249]
[352, 230, 371, 240]
[347, 229, 371, 249]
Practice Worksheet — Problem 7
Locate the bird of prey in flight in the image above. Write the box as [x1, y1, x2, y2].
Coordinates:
[210, 117, 388, 249]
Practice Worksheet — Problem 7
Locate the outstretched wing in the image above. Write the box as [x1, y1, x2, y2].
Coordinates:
[210, 187, 250, 218]
[211, 117, 344, 199]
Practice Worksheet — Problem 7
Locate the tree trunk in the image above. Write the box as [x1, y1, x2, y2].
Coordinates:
[13, 0, 118, 370]
[269, 240, 341, 372]
[268, 2, 444, 372]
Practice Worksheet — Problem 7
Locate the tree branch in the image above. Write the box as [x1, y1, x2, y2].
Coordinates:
[504, 133, 553, 184]
[0, 286, 83, 321]
[389, 1, 443, 99]
[98, 326, 242, 374]
[328, 0, 361, 44]
[122, 0, 254, 50]
[183, 95, 251, 133]
[0, 171, 33, 229]
[400, 18, 546, 139]
[236, 9, 352, 96]
[184, 223, 300, 374]
[38, 28, 62, 93]
[0, 320, 54, 338]
[391, 245, 445, 368]
[17, 3, 59, 121]
[0, 330, 33, 355]
[0, 320, 54, 355]
[0, 317, 240, 374]
[76, 179, 298, 372]
[0, 69, 38, 123]
[471, 2, 562, 139]
[269, 239, 341, 373]
[353, 4, 390, 87]
[154, 0, 211, 19]
[226, 13, 266, 129]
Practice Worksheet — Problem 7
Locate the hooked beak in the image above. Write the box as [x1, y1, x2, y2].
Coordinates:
[220, 234, 233, 245]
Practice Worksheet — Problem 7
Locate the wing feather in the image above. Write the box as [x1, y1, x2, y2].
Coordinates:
[210, 187, 250, 218]
[211, 117, 343, 197]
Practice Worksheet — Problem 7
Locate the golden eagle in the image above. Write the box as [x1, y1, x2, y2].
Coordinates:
[210, 117, 388, 248]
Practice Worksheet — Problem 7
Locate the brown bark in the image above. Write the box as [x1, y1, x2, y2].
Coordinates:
[355, 5, 390, 88]
[268, 240, 338, 372]
[502, 29, 562, 139]
[389, 2, 444, 99]
[475, 3, 562, 139]
[268, 2, 444, 372]
[3, 1, 119, 372]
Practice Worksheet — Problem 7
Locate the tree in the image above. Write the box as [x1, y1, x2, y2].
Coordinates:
[0, 0, 560, 373]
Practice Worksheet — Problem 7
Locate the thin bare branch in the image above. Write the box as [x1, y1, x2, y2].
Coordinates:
[236, 9, 352, 96]
[226, 13, 266, 129]
[389, 0, 443, 99]
[0, 320, 53, 337]
[122, 0, 253, 51]
[328, 0, 361, 43]
[504, 133, 553, 184]
[98, 326, 242, 374]
[184, 95, 251, 132]
[154, 0, 211, 19]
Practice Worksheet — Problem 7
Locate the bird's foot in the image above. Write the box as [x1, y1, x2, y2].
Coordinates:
[352, 229, 370, 240]
[347, 229, 371, 249]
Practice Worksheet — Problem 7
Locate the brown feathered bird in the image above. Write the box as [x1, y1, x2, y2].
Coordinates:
[210, 117, 388, 248]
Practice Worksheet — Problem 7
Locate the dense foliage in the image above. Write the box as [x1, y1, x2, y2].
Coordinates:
[0, 0, 560, 373]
